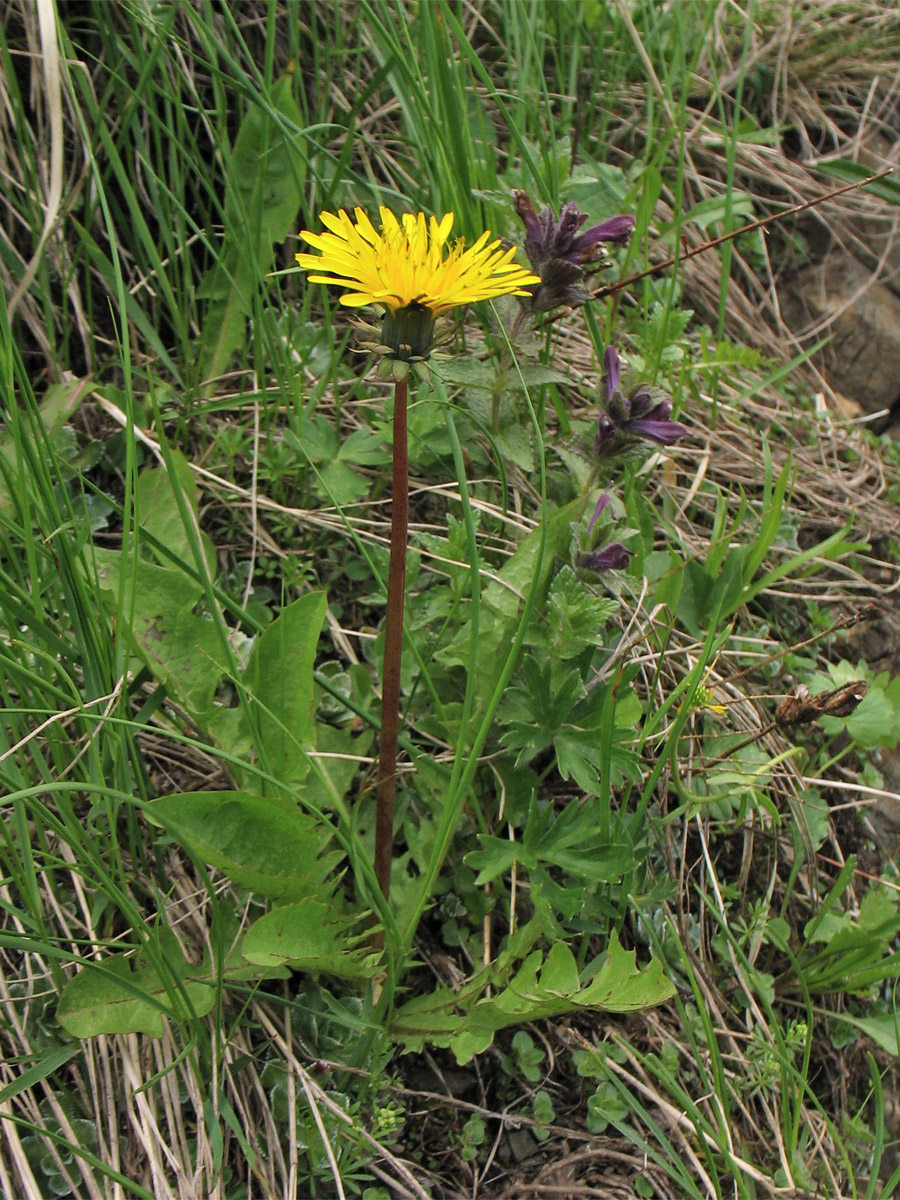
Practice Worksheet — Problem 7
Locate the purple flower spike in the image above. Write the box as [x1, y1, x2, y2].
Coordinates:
[594, 346, 688, 459]
[512, 190, 634, 312]
[514, 192, 634, 269]
[581, 541, 632, 574]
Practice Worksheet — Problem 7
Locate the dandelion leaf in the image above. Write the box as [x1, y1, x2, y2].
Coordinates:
[393, 932, 675, 1064]
[150, 790, 342, 901]
[57, 934, 217, 1039]
[241, 591, 327, 784]
[57, 929, 291, 1039]
[93, 547, 225, 721]
[136, 453, 216, 575]
[0, 378, 93, 516]
[241, 898, 380, 978]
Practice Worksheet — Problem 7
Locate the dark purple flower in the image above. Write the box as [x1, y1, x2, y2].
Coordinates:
[513, 191, 635, 312]
[594, 346, 687, 459]
[603, 344, 620, 394]
[579, 214, 636, 247]
[588, 489, 612, 533]
[581, 541, 632, 574]
[581, 490, 631, 575]
[514, 191, 634, 268]
[628, 399, 685, 444]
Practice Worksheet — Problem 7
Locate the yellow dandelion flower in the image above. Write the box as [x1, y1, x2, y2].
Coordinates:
[296, 206, 541, 362]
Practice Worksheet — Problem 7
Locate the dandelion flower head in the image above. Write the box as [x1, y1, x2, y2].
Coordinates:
[296, 206, 541, 317]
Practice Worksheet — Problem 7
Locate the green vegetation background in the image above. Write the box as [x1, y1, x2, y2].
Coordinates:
[3, 2, 900, 1197]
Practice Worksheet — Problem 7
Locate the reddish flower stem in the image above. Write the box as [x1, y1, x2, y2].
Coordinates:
[374, 374, 408, 901]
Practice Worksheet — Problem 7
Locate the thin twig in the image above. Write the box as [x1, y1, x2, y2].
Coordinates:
[595, 167, 894, 301]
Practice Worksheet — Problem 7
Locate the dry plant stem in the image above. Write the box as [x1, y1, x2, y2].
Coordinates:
[375, 374, 409, 901]
[594, 167, 894, 302]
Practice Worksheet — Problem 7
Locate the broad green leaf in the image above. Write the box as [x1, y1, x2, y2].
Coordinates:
[494, 423, 533, 472]
[508, 363, 570, 389]
[93, 547, 225, 720]
[136, 454, 216, 574]
[242, 898, 379, 978]
[150, 790, 341, 900]
[432, 359, 497, 390]
[303, 722, 375, 812]
[676, 549, 748, 636]
[643, 301, 694, 366]
[466, 793, 635, 887]
[833, 685, 900, 750]
[465, 837, 518, 884]
[578, 933, 676, 1010]
[812, 663, 900, 751]
[447, 1029, 494, 1062]
[565, 156, 631, 216]
[834, 1013, 900, 1057]
[435, 502, 591, 699]
[56, 927, 291, 1039]
[57, 940, 216, 1038]
[521, 942, 580, 999]
[678, 191, 755, 232]
[538, 566, 618, 659]
[791, 789, 830, 853]
[243, 591, 328, 783]
[206, 705, 254, 783]
[293, 414, 340, 461]
[647, 549, 685, 614]
[337, 426, 391, 467]
[317, 457, 369, 506]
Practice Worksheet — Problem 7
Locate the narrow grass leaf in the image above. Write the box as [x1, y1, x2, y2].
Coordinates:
[197, 72, 306, 386]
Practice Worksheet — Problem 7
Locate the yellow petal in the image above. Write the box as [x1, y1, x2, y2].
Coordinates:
[296, 205, 538, 323]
